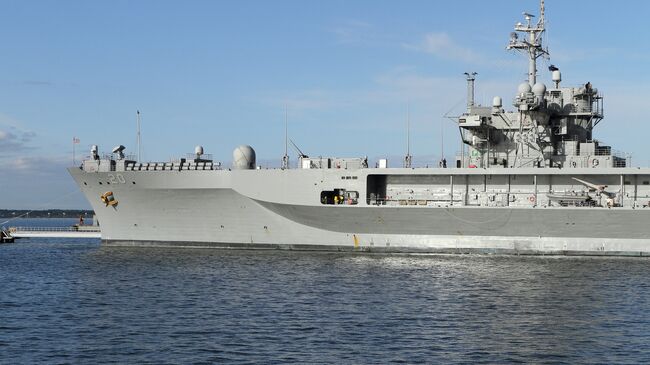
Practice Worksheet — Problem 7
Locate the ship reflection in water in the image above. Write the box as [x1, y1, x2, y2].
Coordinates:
[2, 233, 649, 363]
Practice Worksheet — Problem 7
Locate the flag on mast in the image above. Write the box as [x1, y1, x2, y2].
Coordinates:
[73, 137, 80, 144]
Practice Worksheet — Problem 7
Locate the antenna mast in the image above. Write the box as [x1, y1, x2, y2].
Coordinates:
[282, 105, 289, 169]
[404, 103, 412, 168]
[507, 0, 548, 85]
[440, 118, 444, 166]
[136, 110, 142, 162]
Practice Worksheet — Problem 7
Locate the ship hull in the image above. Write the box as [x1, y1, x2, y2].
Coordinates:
[68, 167, 650, 256]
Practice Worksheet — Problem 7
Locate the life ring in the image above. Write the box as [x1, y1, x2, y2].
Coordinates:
[592, 158, 599, 167]
[571, 161, 577, 168]
[529, 196, 536, 204]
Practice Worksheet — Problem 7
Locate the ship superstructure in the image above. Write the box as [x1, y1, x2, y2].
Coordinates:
[69, 1, 650, 256]
[458, 0, 615, 171]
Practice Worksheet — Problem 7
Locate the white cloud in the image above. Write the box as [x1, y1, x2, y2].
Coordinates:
[404, 32, 481, 64]
[0, 113, 36, 154]
[0, 128, 35, 154]
[259, 66, 518, 116]
[3, 156, 70, 176]
[330, 20, 375, 45]
[403, 32, 520, 71]
[0, 112, 25, 129]
[0, 155, 89, 209]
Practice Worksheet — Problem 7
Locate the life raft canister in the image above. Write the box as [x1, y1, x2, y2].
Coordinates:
[100, 191, 118, 207]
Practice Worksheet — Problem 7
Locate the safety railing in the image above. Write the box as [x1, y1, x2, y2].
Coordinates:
[9, 226, 101, 233]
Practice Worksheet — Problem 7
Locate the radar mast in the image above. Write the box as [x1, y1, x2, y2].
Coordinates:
[507, 0, 548, 85]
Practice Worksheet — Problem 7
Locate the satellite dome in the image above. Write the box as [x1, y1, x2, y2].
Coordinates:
[232, 145, 256, 169]
[194, 145, 204, 156]
[552, 70, 562, 82]
[532, 82, 547, 96]
[517, 82, 532, 94]
[492, 96, 502, 108]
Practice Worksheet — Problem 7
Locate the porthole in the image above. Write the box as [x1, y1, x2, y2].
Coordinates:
[83, 182, 87, 185]
[132, 181, 136, 185]
[99, 182, 103, 185]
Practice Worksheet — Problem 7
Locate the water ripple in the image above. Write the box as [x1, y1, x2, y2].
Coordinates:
[2, 231, 650, 363]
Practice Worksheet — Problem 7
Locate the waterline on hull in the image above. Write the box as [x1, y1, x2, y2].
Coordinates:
[103, 238, 650, 257]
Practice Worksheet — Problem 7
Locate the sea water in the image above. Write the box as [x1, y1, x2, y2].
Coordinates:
[1, 218, 650, 364]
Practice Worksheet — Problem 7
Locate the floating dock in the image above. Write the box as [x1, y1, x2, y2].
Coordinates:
[1, 229, 15, 243]
[8, 226, 101, 239]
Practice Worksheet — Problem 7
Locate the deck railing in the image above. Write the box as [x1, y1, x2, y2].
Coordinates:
[9, 226, 101, 233]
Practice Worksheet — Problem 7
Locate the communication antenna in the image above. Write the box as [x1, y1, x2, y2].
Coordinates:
[282, 105, 289, 169]
[289, 139, 308, 158]
[136, 110, 142, 162]
[404, 103, 412, 168]
[442, 96, 466, 168]
[506, 0, 549, 85]
[440, 118, 444, 165]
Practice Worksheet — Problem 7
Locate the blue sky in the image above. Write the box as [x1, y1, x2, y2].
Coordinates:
[1, 0, 649, 209]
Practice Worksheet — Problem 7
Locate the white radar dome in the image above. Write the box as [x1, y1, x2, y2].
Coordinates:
[232, 145, 256, 170]
[195, 145, 204, 156]
[552, 70, 562, 82]
[532, 82, 547, 96]
[492, 96, 502, 108]
[517, 82, 532, 94]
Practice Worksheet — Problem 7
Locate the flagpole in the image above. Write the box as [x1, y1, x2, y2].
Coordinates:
[137, 110, 141, 162]
[72, 137, 76, 166]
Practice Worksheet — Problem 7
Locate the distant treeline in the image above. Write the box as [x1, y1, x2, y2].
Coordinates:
[0, 209, 94, 218]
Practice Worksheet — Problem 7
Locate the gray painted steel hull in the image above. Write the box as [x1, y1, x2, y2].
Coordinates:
[68, 167, 650, 256]
[67, 2, 650, 257]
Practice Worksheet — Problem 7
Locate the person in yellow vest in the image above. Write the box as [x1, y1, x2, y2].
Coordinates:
[334, 195, 339, 205]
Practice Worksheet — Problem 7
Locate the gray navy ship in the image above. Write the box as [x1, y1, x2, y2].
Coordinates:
[69, 1, 650, 256]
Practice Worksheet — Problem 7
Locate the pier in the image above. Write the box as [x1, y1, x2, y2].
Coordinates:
[7, 226, 101, 239]
[1, 229, 14, 243]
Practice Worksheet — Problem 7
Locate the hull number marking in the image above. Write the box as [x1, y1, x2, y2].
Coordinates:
[108, 174, 126, 184]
